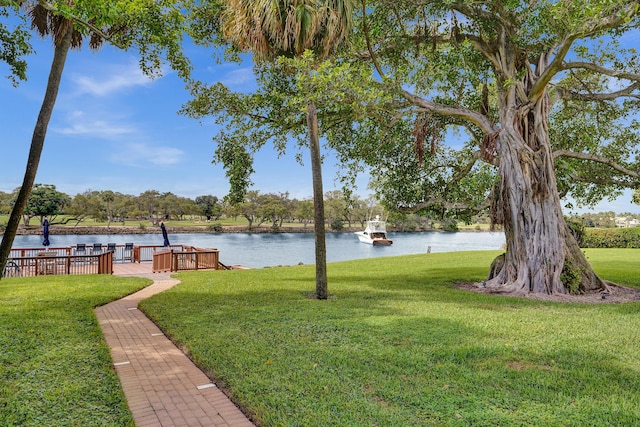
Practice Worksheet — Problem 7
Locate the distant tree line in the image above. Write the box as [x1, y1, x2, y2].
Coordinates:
[569, 212, 640, 229]
[0, 185, 223, 227]
[0, 184, 392, 230]
[2, 185, 637, 232]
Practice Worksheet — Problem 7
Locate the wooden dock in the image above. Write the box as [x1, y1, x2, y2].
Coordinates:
[112, 262, 154, 276]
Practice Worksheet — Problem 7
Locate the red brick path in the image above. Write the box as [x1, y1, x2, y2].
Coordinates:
[95, 270, 255, 427]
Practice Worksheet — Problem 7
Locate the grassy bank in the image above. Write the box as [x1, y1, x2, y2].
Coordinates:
[141, 249, 640, 426]
[0, 275, 149, 426]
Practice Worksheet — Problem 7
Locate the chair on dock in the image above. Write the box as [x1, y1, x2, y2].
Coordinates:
[107, 243, 116, 252]
[2, 260, 22, 278]
[36, 251, 57, 275]
[92, 243, 102, 254]
[123, 243, 134, 262]
[74, 244, 88, 265]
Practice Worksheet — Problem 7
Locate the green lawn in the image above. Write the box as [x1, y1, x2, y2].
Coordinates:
[140, 249, 640, 427]
[2, 250, 639, 426]
[0, 275, 149, 426]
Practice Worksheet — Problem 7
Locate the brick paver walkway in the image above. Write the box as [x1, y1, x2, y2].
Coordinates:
[95, 271, 255, 427]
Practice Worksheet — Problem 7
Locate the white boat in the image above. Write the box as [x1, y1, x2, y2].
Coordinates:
[354, 215, 393, 245]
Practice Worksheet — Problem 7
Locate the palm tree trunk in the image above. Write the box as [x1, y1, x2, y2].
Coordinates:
[307, 103, 328, 299]
[0, 27, 72, 277]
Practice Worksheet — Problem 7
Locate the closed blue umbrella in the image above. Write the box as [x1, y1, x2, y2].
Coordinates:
[161, 222, 170, 247]
[42, 219, 50, 246]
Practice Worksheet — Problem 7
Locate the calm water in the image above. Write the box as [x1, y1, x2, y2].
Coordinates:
[11, 231, 505, 268]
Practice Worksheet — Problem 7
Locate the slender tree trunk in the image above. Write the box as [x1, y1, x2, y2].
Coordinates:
[307, 103, 328, 299]
[487, 75, 605, 295]
[0, 28, 72, 278]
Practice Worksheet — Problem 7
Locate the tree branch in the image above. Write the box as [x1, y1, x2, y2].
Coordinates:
[529, 38, 575, 102]
[397, 196, 491, 214]
[554, 149, 640, 179]
[451, 2, 515, 33]
[566, 173, 637, 187]
[556, 81, 640, 101]
[561, 61, 640, 81]
[360, 0, 387, 81]
[530, 2, 640, 102]
[404, 90, 495, 135]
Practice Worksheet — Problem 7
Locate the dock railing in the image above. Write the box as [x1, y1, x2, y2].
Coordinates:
[3, 251, 113, 277]
[132, 245, 183, 263]
[152, 246, 220, 273]
[4, 244, 221, 277]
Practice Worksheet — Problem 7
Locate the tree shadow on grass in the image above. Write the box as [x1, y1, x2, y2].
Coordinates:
[142, 280, 640, 426]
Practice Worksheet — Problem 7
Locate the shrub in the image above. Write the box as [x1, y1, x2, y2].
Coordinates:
[208, 222, 223, 232]
[565, 216, 585, 246]
[330, 218, 344, 231]
[442, 219, 459, 232]
[560, 259, 582, 294]
[583, 227, 640, 248]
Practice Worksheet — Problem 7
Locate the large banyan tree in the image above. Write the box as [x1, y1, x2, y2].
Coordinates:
[326, 1, 640, 295]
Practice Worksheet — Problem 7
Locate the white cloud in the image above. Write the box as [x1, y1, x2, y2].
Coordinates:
[54, 110, 135, 137]
[70, 63, 154, 97]
[220, 67, 255, 87]
[57, 121, 134, 137]
[111, 143, 184, 167]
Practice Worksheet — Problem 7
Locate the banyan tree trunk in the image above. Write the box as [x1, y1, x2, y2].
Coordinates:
[487, 94, 605, 295]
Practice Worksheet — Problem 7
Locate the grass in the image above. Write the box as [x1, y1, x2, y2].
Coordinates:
[0, 274, 149, 426]
[1, 250, 638, 426]
[140, 249, 640, 427]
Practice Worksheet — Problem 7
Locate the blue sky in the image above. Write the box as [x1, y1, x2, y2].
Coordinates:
[0, 27, 638, 214]
[0, 34, 363, 202]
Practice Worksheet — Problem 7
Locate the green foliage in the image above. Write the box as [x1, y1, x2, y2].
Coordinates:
[16, 184, 70, 224]
[560, 259, 582, 294]
[565, 216, 586, 246]
[583, 227, 640, 248]
[141, 250, 640, 426]
[182, 49, 387, 204]
[330, 217, 344, 230]
[308, 2, 640, 220]
[0, 7, 32, 86]
[442, 219, 459, 232]
[0, 275, 147, 425]
[208, 222, 223, 232]
[195, 194, 221, 219]
[0, 190, 11, 214]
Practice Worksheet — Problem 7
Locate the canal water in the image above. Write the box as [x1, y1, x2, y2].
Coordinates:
[12, 231, 505, 269]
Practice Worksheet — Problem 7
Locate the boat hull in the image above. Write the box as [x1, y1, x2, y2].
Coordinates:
[355, 232, 392, 245]
[355, 216, 393, 245]
[372, 239, 393, 246]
